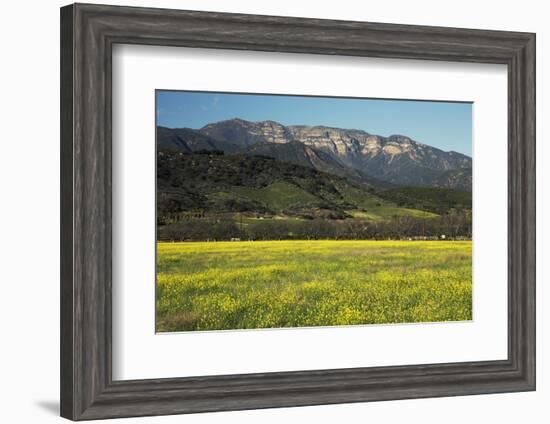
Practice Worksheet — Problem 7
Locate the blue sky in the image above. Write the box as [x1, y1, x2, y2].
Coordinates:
[156, 90, 472, 156]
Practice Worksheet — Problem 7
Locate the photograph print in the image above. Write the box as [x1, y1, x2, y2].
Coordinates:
[156, 90, 473, 333]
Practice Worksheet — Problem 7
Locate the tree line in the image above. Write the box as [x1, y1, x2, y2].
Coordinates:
[158, 210, 471, 242]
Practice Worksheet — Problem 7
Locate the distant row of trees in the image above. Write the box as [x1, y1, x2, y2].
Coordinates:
[158, 210, 472, 242]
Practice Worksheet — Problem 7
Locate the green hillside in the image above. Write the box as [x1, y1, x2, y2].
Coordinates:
[376, 186, 472, 214]
[157, 150, 432, 223]
[233, 182, 320, 211]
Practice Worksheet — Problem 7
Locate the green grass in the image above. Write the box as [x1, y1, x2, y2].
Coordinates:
[232, 182, 320, 211]
[376, 186, 472, 214]
[338, 183, 392, 209]
[348, 207, 437, 221]
[156, 240, 472, 332]
[335, 183, 437, 220]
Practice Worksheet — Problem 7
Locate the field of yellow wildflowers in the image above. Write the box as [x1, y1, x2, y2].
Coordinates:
[156, 240, 472, 332]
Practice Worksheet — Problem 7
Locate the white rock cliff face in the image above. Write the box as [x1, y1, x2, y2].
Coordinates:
[287, 126, 369, 161]
[286, 126, 470, 172]
[248, 120, 291, 144]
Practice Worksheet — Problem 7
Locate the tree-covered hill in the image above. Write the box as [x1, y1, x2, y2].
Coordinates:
[158, 150, 353, 219]
[375, 186, 471, 214]
[158, 148, 471, 215]
[157, 149, 407, 222]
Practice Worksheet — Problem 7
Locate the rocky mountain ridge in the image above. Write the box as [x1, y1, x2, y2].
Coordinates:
[158, 118, 472, 190]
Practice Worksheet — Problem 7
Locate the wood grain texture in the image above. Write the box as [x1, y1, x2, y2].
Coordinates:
[60, 4, 74, 419]
[60, 3, 536, 420]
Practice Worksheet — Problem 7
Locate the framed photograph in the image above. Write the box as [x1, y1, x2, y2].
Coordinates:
[60, 3, 535, 420]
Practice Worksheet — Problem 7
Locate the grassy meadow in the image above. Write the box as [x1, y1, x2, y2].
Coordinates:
[156, 240, 472, 332]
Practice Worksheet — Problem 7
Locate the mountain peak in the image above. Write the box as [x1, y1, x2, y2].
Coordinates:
[201, 117, 248, 128]
[387, 134, 413, 143]
[200, 118, 290, 147]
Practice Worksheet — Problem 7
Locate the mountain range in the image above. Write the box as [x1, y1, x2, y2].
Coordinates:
[157, 118, 472, 191]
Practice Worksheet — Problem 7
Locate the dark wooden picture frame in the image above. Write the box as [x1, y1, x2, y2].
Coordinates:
[60, 3, 536, 420]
